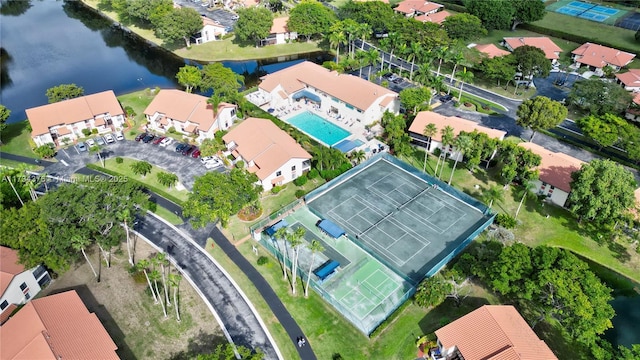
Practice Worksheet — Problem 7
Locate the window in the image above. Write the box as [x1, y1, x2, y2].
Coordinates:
[25, 292, 31, 300]
[0, 300, 8, 310]
[291, 165, 296, 171]
[346, 104, 354, 110]
[230, 108, 236, 116]
[276, 171, 282, 176]
[19, 283, 27, 291]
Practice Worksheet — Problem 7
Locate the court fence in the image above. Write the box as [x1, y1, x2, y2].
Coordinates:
[257, 232, 414, 335]
[250, 198, 303, 239]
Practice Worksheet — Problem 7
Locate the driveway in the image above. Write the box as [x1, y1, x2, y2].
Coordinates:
[173, 0, 238, 30]
[533, 72, 581, 102]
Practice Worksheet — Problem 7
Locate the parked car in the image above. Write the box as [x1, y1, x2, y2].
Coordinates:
[115, 132, 125, 141]
[382, 73, 394, 80]
[85, 138, 95, 147]
[191, 149, 201, 158]
[440, 94, 454, 103]
[182, 145, 195, 156]
[201, 156, 216, 164]
[391, 76, 403, 84]
[374, 31, 389, 39]
[152, 136, 166, 145]
[231, 14, 239, 20]
[104, 133, 115, 144]
[204, 159, 224, 169]
[76, 142, 87, 152]
[135, 133, 147, 141]
[175, 143, 187, 152]
[95, 136, 106, 146]
[142, 134, 155, 143]
[159, 137, 174, 147]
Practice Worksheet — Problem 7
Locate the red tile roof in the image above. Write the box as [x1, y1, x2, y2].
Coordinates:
[0, 290, 118, 359]
[503, 37, 562, 60]
[519, 142, 584, 193]
[409, 111, 506, 142]
[270, 16, 290, 34]
[144, 89, 235, 133]
[0, 246, 26, 297]
[435, 305, 557, 360]
[572, 42, 636, 69]
[395, 0, 443, 14]
[25, 91, 123, 136]
[616, 69, 640, 88]
[414, 10, 450, 24]
[223, 118, 311, 180]
[473, 44, 511, 59]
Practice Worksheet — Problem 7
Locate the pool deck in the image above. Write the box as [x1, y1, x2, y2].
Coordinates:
[262, 100, 386, 158]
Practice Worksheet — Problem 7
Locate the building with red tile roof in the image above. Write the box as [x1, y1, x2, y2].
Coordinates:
[519, 142, 584, 207]
[471, 43, 511, 59]
[616, 69, 640, 91]
[255, 61, 399, 126]
[144, 89, 237, 143]
[194, 16, 227, 44]
[414, 10, 451, 24]
[502, 37, 563, 63]
[434, 305, 557, 360]
[572, 42, 635, 75]
[223, 117, 312, 190]
[394, 0, 443, 17]
[262, 17, 297, 45]
[0, 247, 50, 325]
[25, 90, 125, 147]
[0, 290, 118, 359]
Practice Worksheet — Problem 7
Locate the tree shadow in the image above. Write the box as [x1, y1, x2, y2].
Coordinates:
[1, 120, 30, 145]
[48, 285, 136, 360]
[417, 296, 490, 336]
[168, 330, 227, 360]
[608, 241, 631, 263]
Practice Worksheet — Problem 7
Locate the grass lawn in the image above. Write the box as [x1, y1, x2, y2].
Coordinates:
[152, 205, 184, 225]
[0, 159, 43, 171]
[1, 121, 37, 158]
[117, 90, 157, 139]
[83, 0, 165, 46]
[98, 157, 190, 203]
[401, 148, 640, 283]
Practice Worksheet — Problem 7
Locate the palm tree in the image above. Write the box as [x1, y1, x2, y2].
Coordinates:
[358, 23, 371, 51]
[71, 235, 97, 278]
[482, 185, 504, 209]
[396, 43, 408, 73]
[287, 227, 305, 294]
[329, 30, 347, 64]
[434, 46, 449, 77]
[350, 149, 366, 165]
[436, 125, 455, 180]
[414, 63, 433, 87]
[136, 259, 158, 303]
[407, 42, 422, 81]
[422, 123, 438, 173]
[118, 209, 133, 265]
[515, 182, 537, 219]
[305, 240, 324, 298]
[456, 67, 474, 103]
[274, 227, 289, 281]
[387, 32, 401, 71]
[448, 51, 465, 93]
[207, 94, 222, 117]
[155, 253, 171, 307]
[90, 144, 104, 167]
[365, 48, 380, 81]
[448, 134, 473, 185]
[149, 269, 167, 317]
[169, 273, 182, 322]
[1, 169, 24, 207]
[356, 50, 368, 78]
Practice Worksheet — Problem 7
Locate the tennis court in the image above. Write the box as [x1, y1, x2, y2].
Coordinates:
[306, 155, 492, 285]
[617, 12, 640, 31]
[549, 0, 627, 24]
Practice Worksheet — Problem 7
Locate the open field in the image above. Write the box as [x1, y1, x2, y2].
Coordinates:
[40, 240, 222, 360]
[1, 121, 36, 158]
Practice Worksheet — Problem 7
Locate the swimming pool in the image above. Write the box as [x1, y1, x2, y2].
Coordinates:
[287, 111, 351, 146]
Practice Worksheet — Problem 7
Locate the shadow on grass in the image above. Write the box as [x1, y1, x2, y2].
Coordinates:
[1, 120, 29, 147]
[168, 330, 227, 360]
[417, 296, 490, 336]
[48, 285, 136, 360]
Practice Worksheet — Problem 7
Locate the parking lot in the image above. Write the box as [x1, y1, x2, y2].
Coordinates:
[69, 133, 224, 190]
[174, 0, 238, 30]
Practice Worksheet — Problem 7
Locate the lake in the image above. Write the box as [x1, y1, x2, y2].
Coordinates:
[0, 0, 328, 124]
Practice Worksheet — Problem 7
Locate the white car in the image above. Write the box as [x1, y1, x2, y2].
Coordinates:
[86, 138, 95, 147]
[104, 133, 115, 144]
[115, 132, 125, 141]
[204, 159, 224, 169]
[159, 137, 174, 147]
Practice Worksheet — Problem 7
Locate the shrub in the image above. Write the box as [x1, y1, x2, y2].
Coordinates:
[91, 128, 98, 134]
[129, 130, 136, 136]
[167, 126, 176, 134]
[308, 168, 319, 179]
[293, 175, 308, 186]
[81, 128, 91, 136]
[34, 144, 56, 158]
[115, 157, 124, 164]
[271, 186, 282, 194]
[257, 256, 269, 265]
[495, 213, 517, 229]
[147, 201, 157, 212]
[295, 189, 306, 198]
[235, 160, 245, 169]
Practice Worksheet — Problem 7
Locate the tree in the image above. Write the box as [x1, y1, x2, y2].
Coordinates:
[200, 63, 244, 99]
[514, 182, 536, 219]
[274, 227, 289, 282]
[338, 0, 396, 34]
[288, 0, 336, 42]
[422, 123, 437, 173]
[414, 274, 452, 308]
[497, 141, 541, 185]
[149, 269, 168, 317]
[434, 45, 449, 77]
[511, 0, 546, 30]
[155, 252, 171, 307]
[516, 96, 568, 141]
[0, 168, 28, 209]
[448, 133, 473, 185]
[464, 0, 514, 30]
[448, 50, 465, 91]
[71, 235, 98, 278]
[169, 272, 182, 321]
[480, 55, 516, 88]
[568, 78, 633, 116]
[266, 0, 283, 12]
[118, 208, 134, 266]
[90, 144, 105, 167]
[34, 143, 55, 159]
[569, 159, 637, 227]
[636, 29, 640, 42]
[305, 240, 324, 297]
[328, 25, 347, 63]
[157, 171, 179, 188]
[442, 13, 487, 41]
[183, 169, 261, 227]
[406, 42, 423, 81]
[136, 258, 158, 302]
[455, 67, 474, 103]
[200, 137, 225, 157]
[513, 45, 551, 80]
[235, 7, 273, 45]
[46, 83, 84, 103]
[365, 48, 379, 81]
[130, 160, 152, 176]
[349, 149, 366, 165]
[577, 113, 627, 150]
[0, 104, 9, 132]
[154, 7, 206, 47]
[399, 87, 432, 114]
[195, 343, 264, 360]
[482, 185, 504, 209]
[286, 227, 305, 294]
[436, 125, 455, 180]
[176, 65, 201, 93]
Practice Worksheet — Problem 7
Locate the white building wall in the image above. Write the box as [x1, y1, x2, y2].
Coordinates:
[532, 179, 570, 207]
[259, 157, 310, 191]
[0, 270, 42, 311]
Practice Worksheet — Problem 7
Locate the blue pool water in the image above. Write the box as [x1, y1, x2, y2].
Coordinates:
[287, 111, 351, 146]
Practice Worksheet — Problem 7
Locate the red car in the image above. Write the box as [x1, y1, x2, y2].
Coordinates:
[191, 149, 201, 158]
[152, 136, 166, 145]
